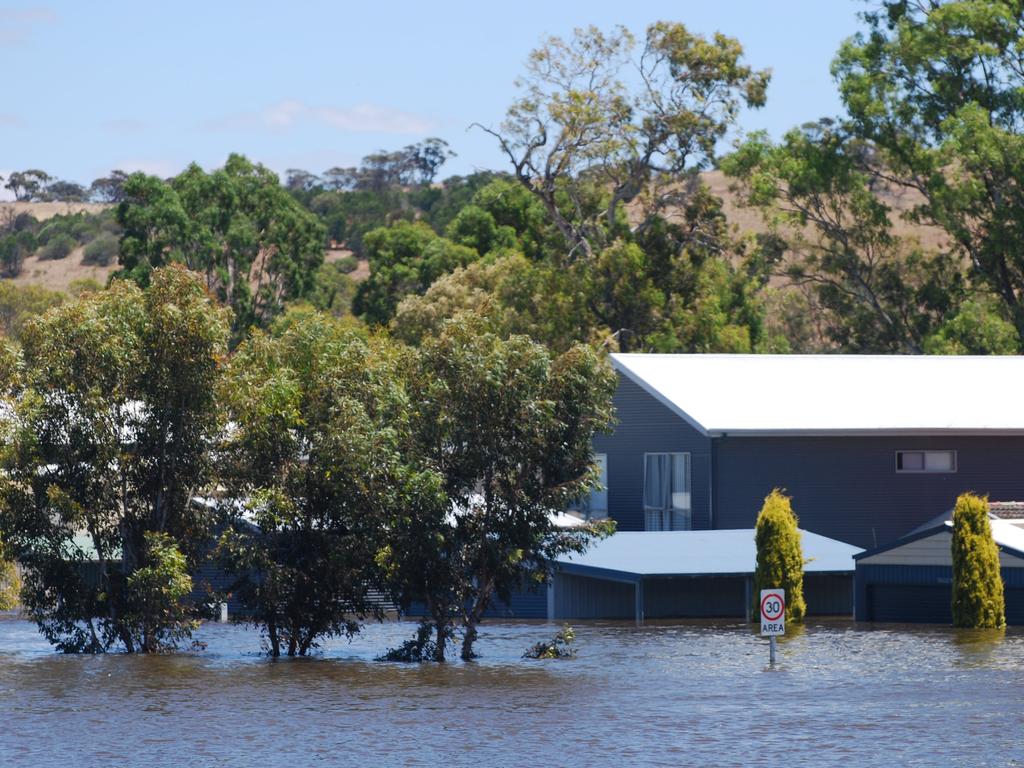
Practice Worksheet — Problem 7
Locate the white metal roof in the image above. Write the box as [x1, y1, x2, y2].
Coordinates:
[557, 529, 862, 577]
[611, 353, 1024, 436]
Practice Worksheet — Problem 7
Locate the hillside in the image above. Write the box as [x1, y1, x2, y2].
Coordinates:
[0, 174, 946, 296]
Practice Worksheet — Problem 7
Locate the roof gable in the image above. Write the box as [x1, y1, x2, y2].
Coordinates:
[611, 354, 1024, 435]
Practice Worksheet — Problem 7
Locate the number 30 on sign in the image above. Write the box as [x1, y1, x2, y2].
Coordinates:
[760, 589, 785, 636]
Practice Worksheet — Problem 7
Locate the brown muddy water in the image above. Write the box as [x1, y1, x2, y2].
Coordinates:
[1, 616, 1023, 767]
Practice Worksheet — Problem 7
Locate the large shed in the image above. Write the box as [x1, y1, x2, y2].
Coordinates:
[854, 513, 1024, 624]
[550, 529, 861, 622]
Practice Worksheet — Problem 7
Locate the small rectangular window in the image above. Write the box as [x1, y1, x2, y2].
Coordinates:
[896, 450, 956, 473]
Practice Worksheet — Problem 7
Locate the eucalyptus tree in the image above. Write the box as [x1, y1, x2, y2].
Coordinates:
[477, 22, 769, 261]
[0, 267, 230, 652]
[381, 314, 617, 661]
[217, 311, 438, 657]
[117, 154, 326, 337]
[834, 0, 1024, 345]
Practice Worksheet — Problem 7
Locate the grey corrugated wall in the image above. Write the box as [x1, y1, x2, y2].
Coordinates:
[593, 375, 712, 531]
[714, 436, 1024, 548]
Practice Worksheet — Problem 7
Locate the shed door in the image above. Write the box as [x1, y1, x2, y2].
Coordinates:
[866, 584, 952, 624]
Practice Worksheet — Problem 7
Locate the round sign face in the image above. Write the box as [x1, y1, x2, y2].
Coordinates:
[760, 592, 785, 621]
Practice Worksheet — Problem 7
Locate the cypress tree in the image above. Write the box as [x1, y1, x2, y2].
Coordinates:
[753, 489, 807, 622]
[951, 493, 1005, 629]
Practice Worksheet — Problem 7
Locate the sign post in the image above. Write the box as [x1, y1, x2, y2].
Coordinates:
[759, 588, 785, 665]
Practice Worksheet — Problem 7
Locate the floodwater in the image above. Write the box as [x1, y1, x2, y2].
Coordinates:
[1, 616, 1023, 768]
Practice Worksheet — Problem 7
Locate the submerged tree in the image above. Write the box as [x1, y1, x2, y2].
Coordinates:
[951, 493, 1005, 629]
[381, 314, 617, 661]
[753, 489, 806, 622]
[217, 311, 437, 656]
[0, 267, 229, 652]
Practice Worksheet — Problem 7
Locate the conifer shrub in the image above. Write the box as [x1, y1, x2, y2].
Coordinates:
[753, 489, 806, 622]
[951, 493, 1005, 629]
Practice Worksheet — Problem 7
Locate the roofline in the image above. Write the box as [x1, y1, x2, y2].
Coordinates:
[709, 429, 1024, 437]
[610, 357, 709, 437]
[854, 524, 950, 560]
[558, 562, 855, 580]
[854, 520, 1024, 561]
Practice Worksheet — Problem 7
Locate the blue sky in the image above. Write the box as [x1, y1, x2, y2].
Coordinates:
[0, 1, 863, 193]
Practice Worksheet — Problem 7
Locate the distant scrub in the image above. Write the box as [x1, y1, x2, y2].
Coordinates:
[83, 232, 118, 266]
[38, 233, 77, 261]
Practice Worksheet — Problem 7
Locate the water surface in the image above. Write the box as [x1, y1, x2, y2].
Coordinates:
[1, 616, 1022, 767]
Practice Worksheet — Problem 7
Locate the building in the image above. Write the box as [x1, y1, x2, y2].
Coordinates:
[854, 506, 1024, 624]
[551, 529, 860, 622]
[588, 354, 1024, 549]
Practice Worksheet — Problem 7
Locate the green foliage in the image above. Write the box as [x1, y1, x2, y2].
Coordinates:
[0, 282, 64, 342]
[753, 489, 806, 623]
[38, 232, 77, 261]
[0, 556, 18, 610]
[377, 621, 440, 663]
[0, 266, 230, 652]
[923, 299, 1020, 355]
[834, 1, 1024, 346]
[383, 314, 617, 661]
[353, 221, 479, 326]
[125, 532, 197, 652]
[724, 122, 966, 353]
[951, 493, 1006, 629]
[523, 625, 577, 659]
[117, 154, 326, 337]
[483, 22, 768, 258]
[82, 232, 119, 266]
[217, 311, 423, 656]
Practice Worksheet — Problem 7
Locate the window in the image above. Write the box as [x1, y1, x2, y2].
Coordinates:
[569, 454, 608, 519]
[643, 453, 691, 531]
[896, 450, 956, 473]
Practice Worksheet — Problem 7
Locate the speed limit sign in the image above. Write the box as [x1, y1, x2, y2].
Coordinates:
[760, 589, 785, 636]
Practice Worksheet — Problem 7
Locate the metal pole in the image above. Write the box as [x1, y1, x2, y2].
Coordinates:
[769, 635, 777, 666]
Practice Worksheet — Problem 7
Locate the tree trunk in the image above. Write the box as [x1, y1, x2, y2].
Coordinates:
[460, 623, 478, 662]
[433, 623, 448, 663]
[268, 618, 280, 658]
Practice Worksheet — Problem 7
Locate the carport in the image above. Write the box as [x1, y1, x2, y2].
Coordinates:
[551, 529, 861, 622]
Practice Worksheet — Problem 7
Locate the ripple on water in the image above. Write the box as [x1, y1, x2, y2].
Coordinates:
[1, 616, 1024, 767]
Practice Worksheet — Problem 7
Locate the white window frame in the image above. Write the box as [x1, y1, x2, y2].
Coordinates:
[895, 449, 957, 474]
[642, 452, 691, 531]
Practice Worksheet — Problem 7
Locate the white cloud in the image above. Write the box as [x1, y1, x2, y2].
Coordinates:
[205, 99, 436, 135]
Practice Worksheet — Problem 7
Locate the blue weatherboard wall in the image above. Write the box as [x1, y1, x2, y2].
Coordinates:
[593, 375, 712, 531]
[855, 564, 1024, 624]
[594, 373, 1024, 546]
[713, 436, 1024, 548]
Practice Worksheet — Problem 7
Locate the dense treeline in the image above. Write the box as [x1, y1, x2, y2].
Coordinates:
[7, 4, 1024, 356]
[0, 267, 615, 659]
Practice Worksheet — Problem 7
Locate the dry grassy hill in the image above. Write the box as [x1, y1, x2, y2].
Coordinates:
[1, 174, 947, 296]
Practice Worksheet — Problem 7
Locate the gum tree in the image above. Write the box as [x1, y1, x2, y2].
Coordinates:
[477, 22, 769, 260]
[0, 267, 229, 652]
[217, 312, 439, 657]
[381, 313, 617, 661]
